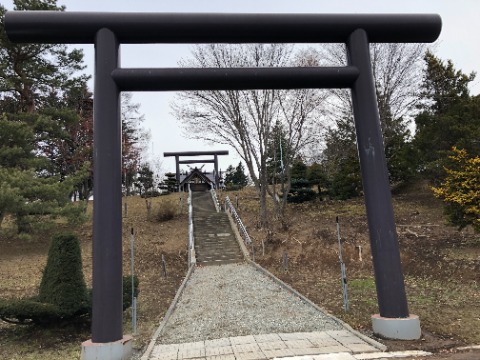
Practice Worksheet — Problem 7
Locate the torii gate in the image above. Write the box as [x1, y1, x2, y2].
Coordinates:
[5, 11, 441, 359]
[164, 150, 229, 190]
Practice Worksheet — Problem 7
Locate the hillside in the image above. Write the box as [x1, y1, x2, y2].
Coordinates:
[0, 194, 189, 359]
[233, 181, 480, 352]
[0, 184, 479, 358]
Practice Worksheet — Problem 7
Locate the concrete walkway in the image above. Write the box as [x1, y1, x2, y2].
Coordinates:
[149, 330, 385, 360]
[142, 191, 430, 360]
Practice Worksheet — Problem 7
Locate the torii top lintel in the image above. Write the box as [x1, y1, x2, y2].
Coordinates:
[164, 151, 229, 157]
[6, 12, 441, 44]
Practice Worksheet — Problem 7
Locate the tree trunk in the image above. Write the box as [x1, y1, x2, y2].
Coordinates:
[126, 176, 131, 196]
[16, 212, 32, 234]
[259, 181, 268, 229]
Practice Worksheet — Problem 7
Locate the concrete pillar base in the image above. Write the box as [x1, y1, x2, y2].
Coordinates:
[372, 314, 421, 340]
[81, 335, 133, 360]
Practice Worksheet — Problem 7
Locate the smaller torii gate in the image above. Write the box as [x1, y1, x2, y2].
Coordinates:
[164, 150, 229, 190]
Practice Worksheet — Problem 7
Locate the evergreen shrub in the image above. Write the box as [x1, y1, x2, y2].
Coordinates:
[225, 184, 243, 191]
[0, 298, 58, 324]
[287, 178, 317, 203]
[38, 233, 89, 317]
[141, 190, 161, 198]
[122, 275, 140, 310]
[0, 233, 139, 325]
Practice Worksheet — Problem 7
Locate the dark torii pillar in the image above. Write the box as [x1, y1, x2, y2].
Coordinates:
[214, 154, 219, 186]
[92, 28, 123, 343]
[175, 155, 180, 189]
[348, 29, 409, 316]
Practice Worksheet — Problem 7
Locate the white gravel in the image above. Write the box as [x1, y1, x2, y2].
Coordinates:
[157, 263, 343, 344]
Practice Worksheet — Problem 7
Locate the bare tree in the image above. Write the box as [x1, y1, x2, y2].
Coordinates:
[173, 44, 327, 227]
[316, 43, 427, 189]
[318, 42, 426, 124]
[267, 81, 327, 222]
[121, 93, 150, 195]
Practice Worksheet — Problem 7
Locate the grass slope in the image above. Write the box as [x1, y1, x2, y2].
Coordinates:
[233, 182, 480, 352]
[0, 184, 479, 358]
[0, 194, 188, 359]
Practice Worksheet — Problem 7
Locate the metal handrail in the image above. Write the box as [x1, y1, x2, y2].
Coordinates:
[188, 185, 195, 266]
[210, 189, 221, 212]
[225, 196, 253, 246]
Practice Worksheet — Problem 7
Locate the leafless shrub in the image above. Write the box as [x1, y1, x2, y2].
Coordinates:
[153, 201, 176, 222]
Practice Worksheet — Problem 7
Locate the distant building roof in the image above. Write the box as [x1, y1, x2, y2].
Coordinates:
[179, 167, 215, 186]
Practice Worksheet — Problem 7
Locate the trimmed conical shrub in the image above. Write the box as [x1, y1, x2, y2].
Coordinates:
[38, 233, 89, 317]
[0, 233, 138, 325]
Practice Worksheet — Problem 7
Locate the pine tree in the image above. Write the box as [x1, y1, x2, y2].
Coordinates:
[290, 158, 307, 180]
[0, 1, 90, 232]
[413, 53, 479, 183]
[224, 162, 249, 189]
[162, 172, 178, 193]
[0, 2, 88, 113]
[224, 165, 236, 186]
[306, 162, 327, 198]
[232, 162, 249, 188]
[288, 158, 316, 203]
[0, 115, 86, 232]
[136, 163, 155, 196]
[266, 120, 291, 185]
[322, 115, 362, 199]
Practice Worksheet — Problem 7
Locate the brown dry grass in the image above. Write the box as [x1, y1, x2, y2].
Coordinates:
[227, 182, 480, 353]
[1, 184, 479, 358]
[0, 194, 188, 359]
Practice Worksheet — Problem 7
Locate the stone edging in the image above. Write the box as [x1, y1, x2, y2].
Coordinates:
[224, 205, 385, 351]
[246, 259, 388, 352]
[140, 264, 196, 360]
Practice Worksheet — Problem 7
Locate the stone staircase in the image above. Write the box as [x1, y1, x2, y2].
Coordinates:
[191, 191, 244, 266]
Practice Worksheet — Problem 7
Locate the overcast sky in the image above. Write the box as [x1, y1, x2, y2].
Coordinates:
[3, 0, 479, 175]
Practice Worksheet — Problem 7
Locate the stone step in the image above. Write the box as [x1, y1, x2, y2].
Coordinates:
[196, 254, 244, 262]
[195, 250, 243, 257]
[195, 242, 240, 248]
[194, 234, 235, 238]
[195, 249, 242, 256]
[194, 242, 240, 249]
[196, 249, 243, 257]
[191, 191, 243, 265]
[195, 238, 239, 244]
[196, 258, 244, 266]
[195, 239, 237, 245]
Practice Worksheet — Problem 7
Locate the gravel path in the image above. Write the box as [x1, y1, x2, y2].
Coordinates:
[158, 263, 343, 344]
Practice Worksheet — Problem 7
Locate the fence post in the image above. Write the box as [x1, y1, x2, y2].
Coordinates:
[162, 254, 167, 278]
[336, 216, 349, 312]
[130, 227, 136, 334]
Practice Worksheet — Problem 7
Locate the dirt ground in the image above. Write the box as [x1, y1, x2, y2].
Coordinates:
[0, 194, 188, 359]
[229, 182, 480, 359]
[1, 185, 479, 359]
